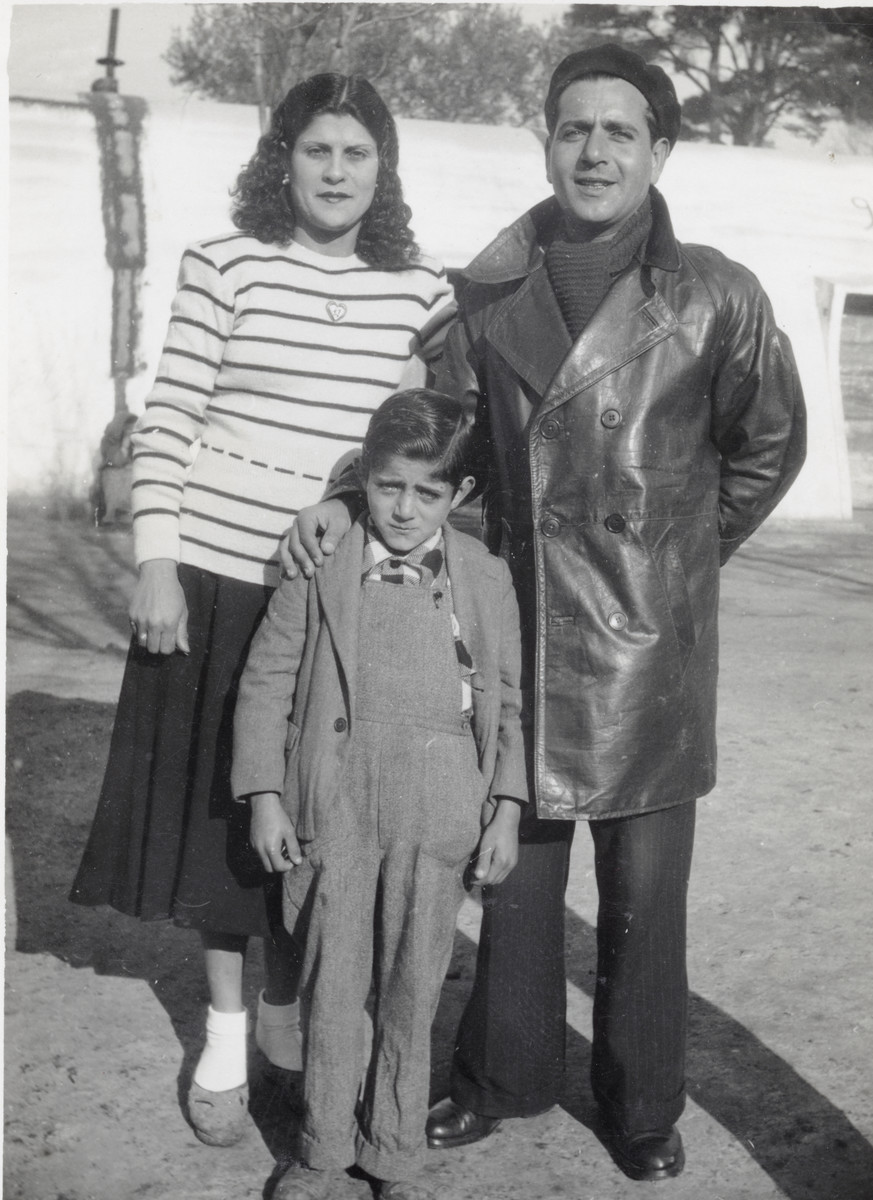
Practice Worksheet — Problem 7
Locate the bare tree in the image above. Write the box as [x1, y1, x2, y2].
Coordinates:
[164, 3, 556, 127]
[559, 5, 873, 146]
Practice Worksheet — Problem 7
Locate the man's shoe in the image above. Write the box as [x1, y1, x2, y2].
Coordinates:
[607, 1126, 685, 1181]
[425, 1097, 501, 1149]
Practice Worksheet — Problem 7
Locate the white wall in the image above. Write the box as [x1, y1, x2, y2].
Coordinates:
[8, 101, 116, 499]
[657, 142, 872, 520]
[8, 95, 873, 518]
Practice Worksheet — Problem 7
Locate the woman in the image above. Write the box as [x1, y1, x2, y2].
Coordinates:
[70, 73, 455, 1149]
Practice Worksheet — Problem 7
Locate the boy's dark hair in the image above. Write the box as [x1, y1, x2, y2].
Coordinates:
[360, 389, 475, 488]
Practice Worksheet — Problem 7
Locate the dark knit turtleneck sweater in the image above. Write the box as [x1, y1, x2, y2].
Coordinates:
[544, 196, 653, 341]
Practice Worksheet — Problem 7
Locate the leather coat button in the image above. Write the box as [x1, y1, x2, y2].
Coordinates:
[601, 408, 622, 429]
[608, 611, 628, 630]
[604, 513, 626, 533]
[541, 417, 560, 439]
[541, 515, 561, 537]
[333, 717, 348, 732]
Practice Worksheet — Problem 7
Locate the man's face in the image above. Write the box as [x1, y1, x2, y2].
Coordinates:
[546, 77, 669, 241]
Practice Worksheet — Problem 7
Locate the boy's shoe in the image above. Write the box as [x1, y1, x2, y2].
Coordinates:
[273, 1162, 349, 1200]
[187, 1081, 249, 1146]
[378, 1182, 437, 1200]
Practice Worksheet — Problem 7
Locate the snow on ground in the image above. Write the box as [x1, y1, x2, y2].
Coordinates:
[8, 95, 873, 516]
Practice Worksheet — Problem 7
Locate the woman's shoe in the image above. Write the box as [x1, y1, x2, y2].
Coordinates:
[255, 991, 303, 1072]
[187, 1080, 249, 1146]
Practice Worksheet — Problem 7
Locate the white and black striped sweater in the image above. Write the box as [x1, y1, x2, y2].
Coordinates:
[131, 232, 456, 587]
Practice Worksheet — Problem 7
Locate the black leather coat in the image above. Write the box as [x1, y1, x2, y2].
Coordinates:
[435, 190, 807, 819]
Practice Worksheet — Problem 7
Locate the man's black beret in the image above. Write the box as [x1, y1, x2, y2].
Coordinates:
[545, 43, 681, 147]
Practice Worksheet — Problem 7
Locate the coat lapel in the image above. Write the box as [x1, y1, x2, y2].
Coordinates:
[484, 264, 572, 400]
[314, 519, 366, 695]
[470, 188, 682, 415]
[540, 269, 679, 413]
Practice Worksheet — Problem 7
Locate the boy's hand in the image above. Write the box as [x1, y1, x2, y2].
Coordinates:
[280, 500, 354, 580]
[470, 798, 521, 887]
[249, 793, 302, 873]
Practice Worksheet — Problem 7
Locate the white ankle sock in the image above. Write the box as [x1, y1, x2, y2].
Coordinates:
[255, 990, 302, 1071]
[192, 1006, 248, 1092]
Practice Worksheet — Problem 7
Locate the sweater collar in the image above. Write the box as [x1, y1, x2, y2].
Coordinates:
[461, 186, 680, 285]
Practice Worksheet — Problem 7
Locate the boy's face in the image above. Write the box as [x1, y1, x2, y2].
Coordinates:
[365, 455, 475, 554]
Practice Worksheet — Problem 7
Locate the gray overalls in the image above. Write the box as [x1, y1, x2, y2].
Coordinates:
[286, 560, 486, 1180]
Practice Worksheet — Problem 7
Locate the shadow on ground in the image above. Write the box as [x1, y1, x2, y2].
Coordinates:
[6, 521, 135, 652]
[6, 689, 872, 1200]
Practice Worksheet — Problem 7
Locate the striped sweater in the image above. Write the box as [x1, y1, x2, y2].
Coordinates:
[131, 232, 456, 586]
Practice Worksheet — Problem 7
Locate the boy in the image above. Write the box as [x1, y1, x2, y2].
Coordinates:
[231, 389, 527, 1200]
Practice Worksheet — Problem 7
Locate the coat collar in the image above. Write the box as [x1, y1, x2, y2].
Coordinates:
[461, 186, 681, 286]
[465, 188, 681, 404]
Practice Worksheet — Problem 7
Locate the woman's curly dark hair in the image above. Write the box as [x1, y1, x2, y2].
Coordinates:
[231, 73, 419, 271]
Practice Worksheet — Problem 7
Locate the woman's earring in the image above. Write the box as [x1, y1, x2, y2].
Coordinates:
[281, 173, 290, 186]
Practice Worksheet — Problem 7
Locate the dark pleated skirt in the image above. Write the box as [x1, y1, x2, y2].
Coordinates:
[69, 564, 281, 938]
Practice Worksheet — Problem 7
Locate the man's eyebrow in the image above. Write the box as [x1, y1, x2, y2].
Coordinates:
[557, 116, 641, 132]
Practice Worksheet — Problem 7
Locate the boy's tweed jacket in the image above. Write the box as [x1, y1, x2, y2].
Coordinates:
[232, 518, 527, 840]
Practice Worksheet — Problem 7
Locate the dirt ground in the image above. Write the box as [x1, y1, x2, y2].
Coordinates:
[4, 509, 873, 1200]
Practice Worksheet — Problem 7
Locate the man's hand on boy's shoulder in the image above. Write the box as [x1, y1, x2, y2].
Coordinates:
[280, 498, 356, 580]
[469, 797, 522, 888]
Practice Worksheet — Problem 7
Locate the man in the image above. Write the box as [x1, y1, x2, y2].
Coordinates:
[287, 45, 806, 1183]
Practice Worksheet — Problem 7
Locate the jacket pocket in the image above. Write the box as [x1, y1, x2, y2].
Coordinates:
[649, 526, 697, 673]
[419, 731, 486, 866]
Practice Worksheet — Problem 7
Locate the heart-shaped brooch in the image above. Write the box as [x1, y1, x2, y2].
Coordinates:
[326, 300, 347, 322]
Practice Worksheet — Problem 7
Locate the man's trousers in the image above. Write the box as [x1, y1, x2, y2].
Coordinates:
[449, 799, 696, 1135]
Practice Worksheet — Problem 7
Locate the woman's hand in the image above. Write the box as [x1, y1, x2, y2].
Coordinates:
[128, 559, 189, 655]
[249, 793, 302, 873]
[469, 798, 521, 887]
[280, 499, 354, 580]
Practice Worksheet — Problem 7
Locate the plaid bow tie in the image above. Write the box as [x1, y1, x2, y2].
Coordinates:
[362, 536, 444, 588]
